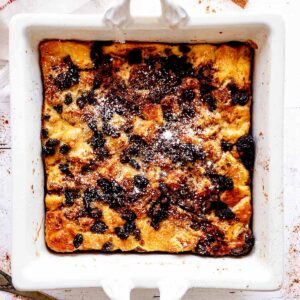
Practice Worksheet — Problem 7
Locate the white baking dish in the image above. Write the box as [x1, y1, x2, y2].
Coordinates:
[9, 2, 285, 299]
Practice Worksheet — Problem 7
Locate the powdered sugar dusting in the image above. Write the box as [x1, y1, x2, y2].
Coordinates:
[162, 130, 173, 140]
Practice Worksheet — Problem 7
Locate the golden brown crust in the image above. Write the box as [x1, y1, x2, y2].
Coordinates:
[40, 41, 254, 256]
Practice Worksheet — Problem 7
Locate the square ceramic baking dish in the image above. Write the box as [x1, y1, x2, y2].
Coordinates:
[9, 1, 285, 298]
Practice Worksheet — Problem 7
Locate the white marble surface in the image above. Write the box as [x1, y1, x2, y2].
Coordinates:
[1, 0, 300, 299]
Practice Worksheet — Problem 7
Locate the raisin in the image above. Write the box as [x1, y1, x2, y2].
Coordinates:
[179, 44, 191, 54]
[81, 160, 96, 173]
[115, 104, 127, 116]
[144, 56, 158, 68]
[111, 181, 124, 194]
[53, 105, 63, 114]
[128, 48, 142, 64]
[86, 91, 96, 105]
[190, 221, 201, 231]
[206, 234, 216, 244]
[59, 163, 74, 177]
[190, 220, 210, 231]
[143, 149, 154, 163]
[73, 234, 83, 248]
[232, 231, 254, 255]
[41, 128, 49, 138]
[42, 146, 55, 156]
[91, 221, 108, 234]
[229, 84, 250, 106]
[90, 42, 104, 68]
[60, 144, 70, 154]
[120, 152, 130, 164]
[159, 182, 170, 196]
[87, 120, 98, 132]
[200, 83, 214, 95]
[220, 176, 234, 191]
[77, 209, 88, 218]
[83, 187, 100, 210]
[115, 226, 129, 240]
[43, 115, 51, 121]
[209, 174, 234, 192]
[98, 179, 124, 197]
[64, 189, 80, 206]
[121, 210, 137, 222]
[89, 208, 102, 218]
[182, 106, 195, 118]
[54, 56, 80, 90]
[128, 159, 140, 170]
[232, 91, 249, 106]
[129, 135, 147, 146]
[76, 94, 87, 109]
[133, 227, 141, 241]
[76, 91, 96, 109]
[88, 131, 105, 150]
[134, 175, 149, 189]
[201, 195, 218, 214]
[46, 139, 60, 147]
[64, 93, 73, 105]
[221, 140, 233, 152]
[126, 145, 139, 156]
[102, 123, 120, 138]
[148, 196, 170, 230]
[97, 178, 112, 193]
[164, 48, 172, 55]
[101, 241, 113, 252]
[96, 147, 109, 160]
[216, 207, 235, 220]
[245, 231, 255, 247]
[236, 135, 255, 170]
[202, 93, 216, 111]
[161, 54, 194, 77]
[181, 88, 195, 102]
[194, 239, 210, 255]
[54, 71, 78, 91]
[101, 55, 113, 77]
[93, 72, 102, 89]
[243, 231, 255, 253]
[124, 222, 136, 234]
[101, 108, 113, 122]
[170, 143, 205, 164]
[212, 201, 235, 220]
[103, 194, 125, 208]
[115, 221, 138, 240]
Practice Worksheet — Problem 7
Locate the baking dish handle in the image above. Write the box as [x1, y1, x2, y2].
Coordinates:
[102, 278, 189, 300]
[158, 278, 189, 300]
[104, 0, 188, 28]
[102, 278, 133, 300]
